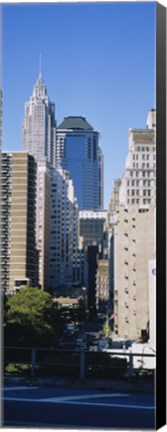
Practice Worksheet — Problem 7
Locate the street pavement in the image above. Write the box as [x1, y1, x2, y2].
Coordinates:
[3, 384, 155, 429]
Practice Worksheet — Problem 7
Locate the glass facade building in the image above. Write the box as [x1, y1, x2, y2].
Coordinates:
[56, 116, 104, 210]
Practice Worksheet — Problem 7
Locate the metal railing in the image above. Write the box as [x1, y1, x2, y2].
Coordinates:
[4, 346, 156, 380]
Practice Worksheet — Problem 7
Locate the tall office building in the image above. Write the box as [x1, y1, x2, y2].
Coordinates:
[48, 168, 79, 290]
[119, 109, 156, 206]
[1, 152, 38, 293]
[22, 74, 56, 166]
[107, 110, 156, 339]
[56, 116, 104, 210]
[111, 205, 156, 340]
[36, 160, 51, 290]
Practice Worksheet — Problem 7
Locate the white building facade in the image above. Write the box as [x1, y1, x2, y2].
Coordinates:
[48, 168, 79, 290]
[36, 160, 51, 290]
[119, 109, 156, 207]
[108, 110, 156, 340]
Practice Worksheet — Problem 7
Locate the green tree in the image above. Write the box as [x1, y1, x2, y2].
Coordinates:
[4, 287, 64, 347]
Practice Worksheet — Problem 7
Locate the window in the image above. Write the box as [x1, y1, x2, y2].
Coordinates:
[142, 163, 145, 169]
[132, 180, 135, 186]
[132, 199, 135, 204]
[142, 155, 145, 160]
[143, 190, 146, 196]
[147, 154, 149, 160]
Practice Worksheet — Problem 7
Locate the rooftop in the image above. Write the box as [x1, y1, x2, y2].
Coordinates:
[57, 116, 94, 131]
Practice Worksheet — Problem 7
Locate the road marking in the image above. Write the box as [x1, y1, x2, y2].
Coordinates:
[4, 397, 155, 410]
[40, 393, 130, 402]
[4, 386, 38, 391]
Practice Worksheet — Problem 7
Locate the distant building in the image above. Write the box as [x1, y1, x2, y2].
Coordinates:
[56, 116, 104, 210]
[96, 259, 109, 313]
[86, 245, 99, 319]
[119, 109, 156, 206]
[22, 74, 56, 166]
[1, 152, 38, 293]
[79, 210, 107, 248]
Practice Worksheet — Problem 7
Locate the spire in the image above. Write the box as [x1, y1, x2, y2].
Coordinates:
[39, 53, 42, 77]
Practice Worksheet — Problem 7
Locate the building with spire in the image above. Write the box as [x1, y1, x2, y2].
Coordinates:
[56, 116, 104, 210]
[22, 74, 56, 166]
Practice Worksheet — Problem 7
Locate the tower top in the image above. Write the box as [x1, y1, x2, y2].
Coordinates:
[39, 53, 42, 77]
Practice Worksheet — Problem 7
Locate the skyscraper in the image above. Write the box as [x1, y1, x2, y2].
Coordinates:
[36, 160, 51, 291]
[107, 109, 156, 339]
[1, 152, 38, 293]
[48, 167, 79, 290]
[22, 74, 56, 166]
[56, 116, 104, 210]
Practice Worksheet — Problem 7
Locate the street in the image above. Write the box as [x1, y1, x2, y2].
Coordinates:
[3, 385, 155, 429]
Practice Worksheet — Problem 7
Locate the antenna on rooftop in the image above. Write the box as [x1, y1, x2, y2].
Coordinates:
[39, 53, 42, 76]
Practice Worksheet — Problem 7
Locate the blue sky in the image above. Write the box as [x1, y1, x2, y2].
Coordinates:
[2, 2, 156, 208]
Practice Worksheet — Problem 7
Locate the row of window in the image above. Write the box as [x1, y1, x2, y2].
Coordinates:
[132, 162, 156, 169]
[129, 170, 155, 178]
[135, 146, 156, 152]
[127, 189, 152, 196]
[127, 179, 154, 186]
[127, 198, 153, 204]
[133, 153, 156, 160]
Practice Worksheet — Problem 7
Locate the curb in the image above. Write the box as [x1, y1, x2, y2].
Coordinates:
[4, 375, 154, 393]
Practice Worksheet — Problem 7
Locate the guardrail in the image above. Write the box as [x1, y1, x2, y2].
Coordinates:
[4, 346, 156, 380]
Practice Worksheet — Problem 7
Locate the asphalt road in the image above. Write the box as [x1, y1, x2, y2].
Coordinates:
[3, 385, 155, 429]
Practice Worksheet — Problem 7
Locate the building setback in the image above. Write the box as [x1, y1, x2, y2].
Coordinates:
[1, 152, 38, 293]
[22, 74, 56, 166]
[56, 116, 104, 210]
